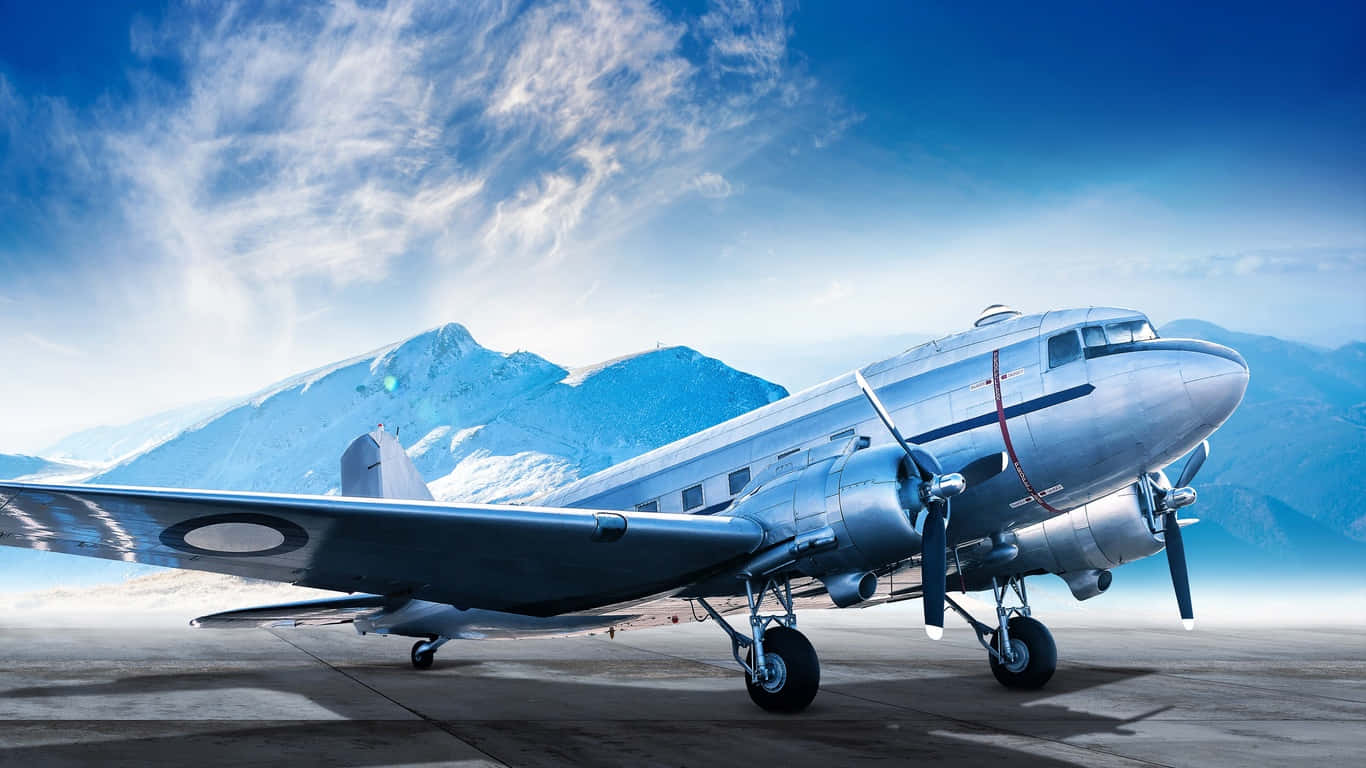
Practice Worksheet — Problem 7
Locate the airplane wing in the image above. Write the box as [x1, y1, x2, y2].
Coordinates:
[0, 482, 764, 617]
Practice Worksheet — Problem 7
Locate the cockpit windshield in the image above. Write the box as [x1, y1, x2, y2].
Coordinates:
[1105, 319, 1157, 344]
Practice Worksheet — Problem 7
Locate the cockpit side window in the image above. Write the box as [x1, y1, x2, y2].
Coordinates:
[1082, 325, 1107, 347]
[1047, 330, 1082, 368]
[1105, 319, 1157, 344]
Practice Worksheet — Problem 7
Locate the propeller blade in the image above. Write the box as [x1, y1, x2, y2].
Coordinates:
[922, 502, 947, 639]
[1163, 510, 1195, 630]
[853, 370, 932, 481]
[1176, 440, 1210, 489]
[957, 451, 1008, 488]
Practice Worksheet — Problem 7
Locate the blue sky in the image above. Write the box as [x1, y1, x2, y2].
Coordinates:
[1, 0, 1362, 451]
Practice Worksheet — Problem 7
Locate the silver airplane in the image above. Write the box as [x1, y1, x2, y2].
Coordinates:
[0, 304, 1248, 713]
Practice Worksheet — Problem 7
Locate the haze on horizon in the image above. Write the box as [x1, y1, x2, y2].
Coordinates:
[1, 0, 1362, 452]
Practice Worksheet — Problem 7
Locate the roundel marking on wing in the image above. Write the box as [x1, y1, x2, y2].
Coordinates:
[160, 513, 309, 557]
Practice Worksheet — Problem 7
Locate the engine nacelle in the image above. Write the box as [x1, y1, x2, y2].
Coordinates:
[993, 483, 1163, 597]
[728, 442, 923, 590]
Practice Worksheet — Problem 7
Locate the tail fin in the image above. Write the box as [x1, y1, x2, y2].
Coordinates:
[340, 427, 435, 501]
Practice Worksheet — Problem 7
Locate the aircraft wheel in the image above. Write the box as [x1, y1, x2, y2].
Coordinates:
[411, 640, 435, 670]
[746, 626, 820, 713]
[988, 616, 1056, 689]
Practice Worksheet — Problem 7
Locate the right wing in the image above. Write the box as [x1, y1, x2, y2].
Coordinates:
[0, 481, 764, 617]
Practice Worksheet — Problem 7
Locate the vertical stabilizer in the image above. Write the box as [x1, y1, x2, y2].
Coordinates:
[340, 427, 435, 501]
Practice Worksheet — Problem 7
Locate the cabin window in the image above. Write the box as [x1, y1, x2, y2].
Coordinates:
[1048, 331, 1082, 368]
[1105, 319, 1157, 344]
[1082, 325, 1107, 347]
[682, 484, 704, 511]
[728, 468, 751, 495]
[829, 428, 855, 442]
[777, 448, 799, 459]
[635, 500, 658, 513]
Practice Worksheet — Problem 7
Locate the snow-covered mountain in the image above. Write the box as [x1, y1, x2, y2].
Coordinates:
[90, 323, 788, 502]
[0, 453, 90, 482]
[41, 398, 233, 464]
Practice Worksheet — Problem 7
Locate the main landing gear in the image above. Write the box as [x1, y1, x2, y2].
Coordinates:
[410, 636, 449, 670]
[697, 577, 820, 713]
[946, 575, 1057, 689]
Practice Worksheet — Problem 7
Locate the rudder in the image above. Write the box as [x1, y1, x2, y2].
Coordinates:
[340, 427, 435, 501]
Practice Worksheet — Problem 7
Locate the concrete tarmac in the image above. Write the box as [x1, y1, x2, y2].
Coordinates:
[1, 609, 1362, 767]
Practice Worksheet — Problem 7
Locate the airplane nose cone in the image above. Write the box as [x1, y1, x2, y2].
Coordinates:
[1181, 343, 1249, 429]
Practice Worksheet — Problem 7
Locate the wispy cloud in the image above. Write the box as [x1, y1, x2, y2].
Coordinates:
[23, 333, 81, 357]
[686, 171, 736, 198]
[0, 0, 863, 446]
[85, 0, 818, 302]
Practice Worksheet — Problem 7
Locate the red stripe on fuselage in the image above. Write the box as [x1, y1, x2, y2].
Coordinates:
[992, 349, 1063, 515]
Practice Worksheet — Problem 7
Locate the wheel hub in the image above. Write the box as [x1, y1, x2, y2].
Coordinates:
[758, 653, 788, 692]
[1002, 638, 1030, 673]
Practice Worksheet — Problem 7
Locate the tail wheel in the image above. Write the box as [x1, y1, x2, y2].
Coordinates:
[745, 626, 820, 713]
[988, 616, 1056, 689]
[411, 640, 435, 670]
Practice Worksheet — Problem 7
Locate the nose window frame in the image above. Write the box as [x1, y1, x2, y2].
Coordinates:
[1082, 325, 1107, 347]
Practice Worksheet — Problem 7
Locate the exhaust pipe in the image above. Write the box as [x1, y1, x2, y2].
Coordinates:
[1060, 568, 1113, 601]
[822, 571, 878, 608]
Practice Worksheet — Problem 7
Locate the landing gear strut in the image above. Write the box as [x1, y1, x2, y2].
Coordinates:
[410, 636, 448, 670]
[945, 575, 1057, 689]
[698, 577, 820, 713]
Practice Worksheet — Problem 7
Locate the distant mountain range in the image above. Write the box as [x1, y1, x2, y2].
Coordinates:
[64, 323, 785, 502]
[2, 318, 1363, 591]
[42, 398, 232, 465]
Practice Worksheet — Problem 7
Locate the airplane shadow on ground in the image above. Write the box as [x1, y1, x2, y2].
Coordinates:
[0, 659, 1161, 767]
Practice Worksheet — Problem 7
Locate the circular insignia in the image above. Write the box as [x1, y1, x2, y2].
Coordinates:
[160, 513, 308, 557]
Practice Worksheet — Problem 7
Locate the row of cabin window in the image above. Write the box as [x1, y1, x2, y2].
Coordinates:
[634, 427, 862, 513]
[1047, 319, 1157, 368]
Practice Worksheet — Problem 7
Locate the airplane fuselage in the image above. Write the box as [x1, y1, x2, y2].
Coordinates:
[542, 306, 1246, 547]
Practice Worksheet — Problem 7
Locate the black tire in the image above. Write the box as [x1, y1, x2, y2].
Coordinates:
[988, 616, 1056, 689]
[411, 640, 435, 670]
[745, 626, 820, 713]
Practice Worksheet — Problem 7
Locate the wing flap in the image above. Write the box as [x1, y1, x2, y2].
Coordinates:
[0, 482, 764, 616]
[191, 594, 395, 628]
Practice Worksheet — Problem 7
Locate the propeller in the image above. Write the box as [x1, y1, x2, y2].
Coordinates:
[1154, 440, 1208, 631]
[853, 371, 979, 639]
[958, 451, 1009, 489]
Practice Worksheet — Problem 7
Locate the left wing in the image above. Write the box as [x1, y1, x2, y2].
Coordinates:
[0, 482, 764, 616]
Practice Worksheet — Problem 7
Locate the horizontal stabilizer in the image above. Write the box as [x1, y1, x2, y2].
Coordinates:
[191, 594, 397, 628]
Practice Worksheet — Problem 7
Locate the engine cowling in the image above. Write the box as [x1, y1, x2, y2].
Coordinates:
[727, 443, 923, 592]
[983, 482, 1164, 598]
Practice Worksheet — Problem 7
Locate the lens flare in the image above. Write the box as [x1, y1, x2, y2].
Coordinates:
[383, 375, 398, 392]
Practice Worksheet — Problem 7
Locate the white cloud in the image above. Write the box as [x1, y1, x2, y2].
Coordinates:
[699, 0, 790, 96]
[0, 0, 857, 447]
[687, 171, 735, 198]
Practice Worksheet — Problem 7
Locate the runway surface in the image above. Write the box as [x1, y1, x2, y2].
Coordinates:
[1, 608, 1362, 767]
